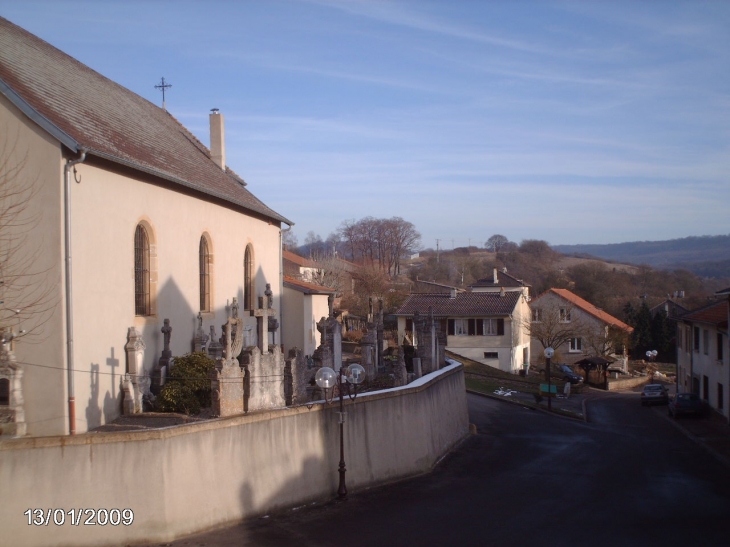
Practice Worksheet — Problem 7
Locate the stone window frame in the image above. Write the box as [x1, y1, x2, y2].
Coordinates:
[199, 233, 214, 313]
[133, 220, 157, 317]
[244, 243, 255, 311]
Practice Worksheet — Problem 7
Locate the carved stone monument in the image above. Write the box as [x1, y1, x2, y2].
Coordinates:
[123, 326, 148, 414]
[193, 312, 209, 353]
[252, 284, 276, 353]
[0, 330, 26, 436]
[151, 318, 172, 395]
[393, 347, 408, 387]
[413, 307, 444, 375]
[207, 325, 222, 359]
[210, 314, 246, 417]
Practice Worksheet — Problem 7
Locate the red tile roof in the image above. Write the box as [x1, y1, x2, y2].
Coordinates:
[532, 288, 633, 333]
[283, 276, 335, 295]
[396, 292, 521, 317]
[283, 250, 318, 268]
[0, 17, 290, 225]
[682, 300, 728, 327]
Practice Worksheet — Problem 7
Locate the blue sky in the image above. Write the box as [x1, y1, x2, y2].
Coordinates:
[2, 0, 728, 249]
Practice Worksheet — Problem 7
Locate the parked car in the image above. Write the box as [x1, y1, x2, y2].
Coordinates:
[668, 393, 709, 418]
[640, 384, 669, 406]
[556, 364, 584, 385]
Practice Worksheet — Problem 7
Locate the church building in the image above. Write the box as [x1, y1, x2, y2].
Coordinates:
[0, 17, 292, 436]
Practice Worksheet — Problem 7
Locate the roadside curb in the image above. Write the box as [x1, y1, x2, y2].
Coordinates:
[466, 389, 584, 422]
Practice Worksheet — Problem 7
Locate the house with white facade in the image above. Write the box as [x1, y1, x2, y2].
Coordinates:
[0, 17, 292, 435]
[282, 276, 334, 359]
[676, 299, 728, 421]
[396, 289, 531, 372]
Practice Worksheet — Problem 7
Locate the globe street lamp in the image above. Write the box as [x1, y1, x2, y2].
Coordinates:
[315, 363, 366, 500]
[544, 347, 554, 412]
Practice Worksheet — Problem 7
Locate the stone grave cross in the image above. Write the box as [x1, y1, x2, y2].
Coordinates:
[252, 283, 276, 354]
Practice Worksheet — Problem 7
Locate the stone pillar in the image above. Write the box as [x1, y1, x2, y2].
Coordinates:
[193, 312, 208, 353]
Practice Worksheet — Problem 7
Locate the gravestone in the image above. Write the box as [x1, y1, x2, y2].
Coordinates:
[193, 312, 209, 353]
[413, 307, 444, 374]
[210, 314, 246, 417]
[393, 347, 408, 387]
[207, 325, 222, 359]
[151, 318, 172, 395]
[122, 326, 148, 414]
[285, 347, 310, 406]
[0, 330, 26, 436]
[360, 328, 377, 381]
[252, 284, 276, 353]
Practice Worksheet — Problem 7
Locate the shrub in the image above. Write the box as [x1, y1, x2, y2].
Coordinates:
[155, 352, 216, 414]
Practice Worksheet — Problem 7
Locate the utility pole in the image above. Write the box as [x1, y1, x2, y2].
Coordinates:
[436, 239, 440, 263]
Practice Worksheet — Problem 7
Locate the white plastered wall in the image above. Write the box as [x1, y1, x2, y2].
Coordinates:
[282, 287, 330, 358]
[68, 159, 282, 433]
[0, 96, 67, 437]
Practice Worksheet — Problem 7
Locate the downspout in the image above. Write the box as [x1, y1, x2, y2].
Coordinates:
[64, 148, 87, 435]
[280, 222, 293, 352]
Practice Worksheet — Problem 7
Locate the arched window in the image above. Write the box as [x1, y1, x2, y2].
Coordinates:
[199, 235, 211, 312]
[244, 244, 254, 310]
[134, 224, 151, 316]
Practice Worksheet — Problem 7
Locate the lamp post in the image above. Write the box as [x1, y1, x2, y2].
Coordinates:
[315, 362, 366, 500]
[544, 347, 554, 412]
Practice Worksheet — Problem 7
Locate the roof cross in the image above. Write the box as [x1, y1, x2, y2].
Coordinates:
[154, 77, 172, 110]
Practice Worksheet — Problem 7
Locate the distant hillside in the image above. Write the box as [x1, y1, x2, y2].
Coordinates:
[553, 235, 730, 278]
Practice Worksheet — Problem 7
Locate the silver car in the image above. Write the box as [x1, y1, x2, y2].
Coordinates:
[641, 384, 669, 406]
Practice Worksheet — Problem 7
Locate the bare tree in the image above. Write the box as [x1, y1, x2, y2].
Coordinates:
[485, 234, 509, 252]
[0, 135, 58, 343]
[282, 229, 298, 250]
[309, 253, 350, 296]
[523, 301, 586, 357]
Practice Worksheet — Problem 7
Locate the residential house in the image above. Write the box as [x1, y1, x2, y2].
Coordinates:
[529, 288, 633, 370]
[676, 299, 729, 421]
[0, 18, 292, 435]
[396, 289, 531, 372]
[282, 276, 334, 359]
[470, 268, 530, 297]
[283, 250, 320, 282]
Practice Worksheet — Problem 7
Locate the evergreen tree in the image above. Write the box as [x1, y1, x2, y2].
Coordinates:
[630, 301, 653, 359]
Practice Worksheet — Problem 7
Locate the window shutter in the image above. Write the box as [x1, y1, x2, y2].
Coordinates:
[468, 318, 476, 336]
[477, 319, 484, 336]
[497, 318, 504, 336]
[448, 319, 455, 336]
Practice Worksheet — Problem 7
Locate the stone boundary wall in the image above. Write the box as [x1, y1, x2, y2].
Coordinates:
[1, 364, 468, 547]
[607, 375, 652, 391]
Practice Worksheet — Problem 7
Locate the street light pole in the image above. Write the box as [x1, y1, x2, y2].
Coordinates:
[315, 362, 366, 501]
[544, 347, 554, 412]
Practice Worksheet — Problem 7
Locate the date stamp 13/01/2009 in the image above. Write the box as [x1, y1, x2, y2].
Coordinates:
[24, 508, 134, 527]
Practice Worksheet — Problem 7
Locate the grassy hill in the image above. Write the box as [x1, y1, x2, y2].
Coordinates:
[553, 235, 730, 278]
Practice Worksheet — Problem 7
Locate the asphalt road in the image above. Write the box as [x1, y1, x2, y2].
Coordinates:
[155, 392, 730, 547]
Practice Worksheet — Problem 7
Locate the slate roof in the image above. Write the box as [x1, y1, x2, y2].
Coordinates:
[283, 276, 335, 295]
[0, 17, 290, 225]
[532, 288, 633, 333]
[470, 270, 530, 288]
[396, 291, 521, 317]
[681, 300, 728, 328]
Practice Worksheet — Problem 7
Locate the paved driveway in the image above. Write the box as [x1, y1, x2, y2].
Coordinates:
[149, 392, 730, 547]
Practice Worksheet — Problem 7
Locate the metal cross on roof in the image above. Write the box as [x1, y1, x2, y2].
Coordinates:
[154, 77, 172, 110]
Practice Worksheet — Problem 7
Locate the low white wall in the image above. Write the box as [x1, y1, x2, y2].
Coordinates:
[0, 364, 468, 547]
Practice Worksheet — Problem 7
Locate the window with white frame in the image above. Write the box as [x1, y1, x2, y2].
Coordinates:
[531, 309, 542, 322]
[560, 308, 571, 322]
[569, 337, 582, 353]
[453, 318, 468, 335]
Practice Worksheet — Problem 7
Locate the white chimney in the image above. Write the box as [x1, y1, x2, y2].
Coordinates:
[209, 108, 225, 170]
[493, 268, 498, 284]
[450, 288, 457, 299]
